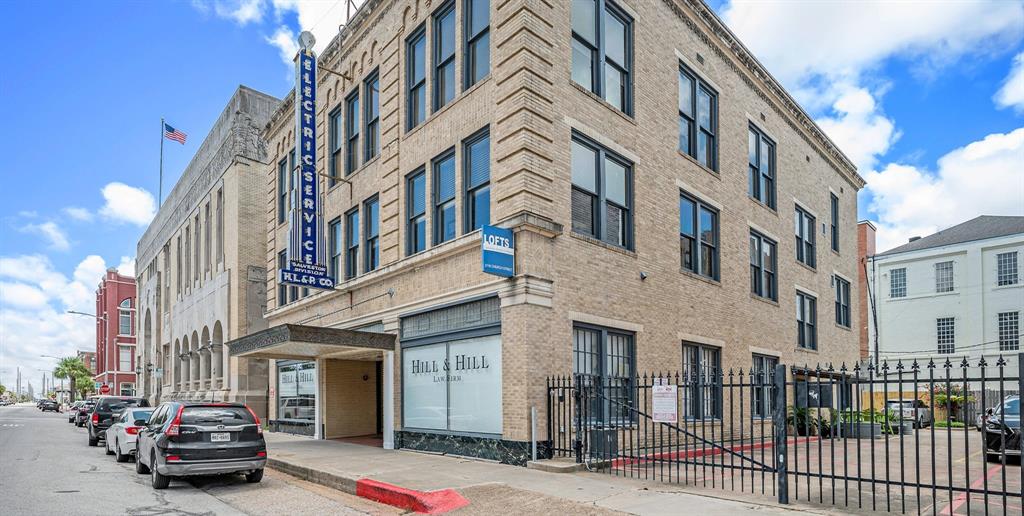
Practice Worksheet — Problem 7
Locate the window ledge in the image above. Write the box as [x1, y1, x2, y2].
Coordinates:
[885, 290, 959, 302]
[676, 149, 720, 178]
[750, 293, 779, 307]
[569, 81, 636, 126]
[568, 231, 636, 258]
[795, 260, 817, 274]
[993, 283, 1022, 291]
[835, 323, 852, 332]
[679, 268, 721, 287]
[403, 75, 492, 140]
[748, 197, 777, 215]
[794, 346, 819, 354]
[329, 154, 380, 190]
[831, 248, 841, 258]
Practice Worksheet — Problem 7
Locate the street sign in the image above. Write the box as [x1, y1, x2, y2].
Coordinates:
[94, 382, 101, 390]
[796, 382, 833, 408]
[481, 225, 514, 277]
[99, 384, 110, 395]
[652, 381, 678, 423]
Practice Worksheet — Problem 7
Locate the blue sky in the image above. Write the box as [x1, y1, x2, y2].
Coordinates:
[0, 0, 1022, 387]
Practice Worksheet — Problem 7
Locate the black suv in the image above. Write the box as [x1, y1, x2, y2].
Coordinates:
[135, 402, 266, 489]
[87, 396, 150, 446]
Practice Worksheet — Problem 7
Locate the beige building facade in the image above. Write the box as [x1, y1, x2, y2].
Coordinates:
[136, 86, 280, 417]
[244, 0, 865, 464]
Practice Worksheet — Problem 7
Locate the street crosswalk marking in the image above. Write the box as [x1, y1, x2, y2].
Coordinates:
[0, 423, 24, 427]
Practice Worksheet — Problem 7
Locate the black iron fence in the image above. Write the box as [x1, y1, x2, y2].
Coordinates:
[547, 354, 1023, 514]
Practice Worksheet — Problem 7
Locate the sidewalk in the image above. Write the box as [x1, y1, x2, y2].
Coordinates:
[263, 432, 845, 515]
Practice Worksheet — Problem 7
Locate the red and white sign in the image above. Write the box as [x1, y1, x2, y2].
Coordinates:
[99, 384, 110, 395]
[651, 382, 678, 423]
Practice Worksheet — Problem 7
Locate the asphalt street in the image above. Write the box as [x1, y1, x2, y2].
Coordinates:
[0, 403, 397, 515]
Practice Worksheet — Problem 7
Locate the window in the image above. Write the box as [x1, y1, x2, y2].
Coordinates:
[175, 236, 182, 295]
[277, 250, 289, 306]
[216, 189, 224, 264]
[184, 227, 191, 288]
[204, 203, 211, 273]
[464, 130, 491, 232]
[328, 218, 342, 281]
[364, 196, 380, 272]
[328, 107, 343, 186]
[752, 354, 778, 418]
[277, 158, 288, 223]
[407, 170, 427, 255]
[345, 90, 360, 174]
[679, 192, 718, 279]
[571, 0, 632, 114]
[998, 311, 1020, 352]
[573, 324, 635, 424]
[682, 342, 721, 419]
[194, 214, 201, 281]
[119, 346, 132, 372]
[936, 317, 955, 354]
[118, 299, 132, 335]
[433, 150, 457, 245]
[678, 64, 717, 170]
[364, 71, 380, 160]
[794, 205, 816, 268]
[119, 383, 135, 397]
[571, 134, 633, 249]
[890, 268, 907, 298]
[407, 25, 427, 130]
[748, 125, 775, 208]
[935, 261, 954, 293]
[796, 291, 817, 350]
[749, 231, 777, 300]
[830, 193, 839, 252]
[835, 276, 851, 328]
[464, 0, 490, 88]
[434, 1, 456, 110]
[997, 251, 1019, 286]
[345, 209, 359, 280]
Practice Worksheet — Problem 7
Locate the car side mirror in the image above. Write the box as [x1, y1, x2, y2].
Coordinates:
[986, 408, 994, 416]
[134, 419, 148, 426]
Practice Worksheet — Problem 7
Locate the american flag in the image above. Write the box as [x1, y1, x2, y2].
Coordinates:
[163, 123, 187, 144]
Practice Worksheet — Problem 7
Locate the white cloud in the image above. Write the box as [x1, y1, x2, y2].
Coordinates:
[815, 86, 900, 171]
[863, 128, 1024, 251]
[265, 0, 364, 66]
[99, 182, 156, 226]
[994, 52, 1024, 112]
[0, 282, 49, 310]
[192, 0, 265, 25]
[266, 25, 299, 67]
[116, 256, 136, 278]
[20, 222, 70, 251]
[64, 207, 93, 222]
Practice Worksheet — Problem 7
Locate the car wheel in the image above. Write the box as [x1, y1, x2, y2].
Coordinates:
[105, 439, 114, 455]
[150, 452, 170, 489]
[115, 440, 129, 463]
[245, 469, 264, 483]
[88, 432, 98, 447]
[135, 447, 150, 474]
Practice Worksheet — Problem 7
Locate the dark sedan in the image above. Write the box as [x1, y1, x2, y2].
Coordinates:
[984, 396, 1021, 463]
[40, 400, 59, 412]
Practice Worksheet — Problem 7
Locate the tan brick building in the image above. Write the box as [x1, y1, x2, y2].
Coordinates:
[136, 86, 280, 417]
[238, 0, 865, 464]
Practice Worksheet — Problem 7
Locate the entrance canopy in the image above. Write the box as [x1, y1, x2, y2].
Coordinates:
[228, 324, 395, 361]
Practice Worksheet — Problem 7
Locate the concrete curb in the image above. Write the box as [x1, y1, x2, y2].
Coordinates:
[267, 457, 469, 514]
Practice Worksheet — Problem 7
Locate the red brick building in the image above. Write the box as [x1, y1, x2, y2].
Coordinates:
[857, 221, 877, 360]
[93, 268, 137, 396]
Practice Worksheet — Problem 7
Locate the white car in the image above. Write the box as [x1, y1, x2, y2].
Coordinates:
[105, 407, 155, 463]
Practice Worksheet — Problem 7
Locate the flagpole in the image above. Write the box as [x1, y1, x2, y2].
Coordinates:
[159, 117, 164, 206]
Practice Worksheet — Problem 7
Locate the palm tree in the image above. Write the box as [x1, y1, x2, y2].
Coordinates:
[54, 357, 91, 403]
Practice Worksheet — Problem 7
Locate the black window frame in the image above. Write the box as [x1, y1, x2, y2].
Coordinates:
[829, 193, 839, 252]
[835, 275, 851, 328]
[464, 0, 490, 89]
[747, 124, 775, 208]
[679, 191, 718, 280]
[752, 354, 779, 419]
[328, 106, 343, 187]
[796, 290, 817, 350]
[344, 208, 359, 280]
[572, 323, 636, 425]
[433, 0, 457, 111]
[364, 195, 380, 272]
[406, 25, 427, 131]
[406, 169, 427, 256]
[678, 64, 718, 171]
[463, 128, 491, 233]
[570, 132, 634, 250]
[328, 217, 342, 282]
[345, 88, 360, 175]
[571, 0, 633, 115]
[795, 204, 816, 268]
[277, 157, 288, 224]
[682, 342, 722, 420]
[364, 69, 380, 161]
[749, 230, 777, 301]
[432, 148, 457, 245]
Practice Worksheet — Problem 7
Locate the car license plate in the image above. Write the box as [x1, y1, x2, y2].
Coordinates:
[211, 432, 230, 442]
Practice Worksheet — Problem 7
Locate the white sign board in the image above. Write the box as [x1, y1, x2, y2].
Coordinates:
[652, 384, 678, 423]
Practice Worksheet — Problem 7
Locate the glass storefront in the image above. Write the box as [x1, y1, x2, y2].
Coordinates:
[277, 360, 316, 422]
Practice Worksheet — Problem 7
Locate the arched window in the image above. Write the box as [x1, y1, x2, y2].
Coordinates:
[118, 298, 133, 335]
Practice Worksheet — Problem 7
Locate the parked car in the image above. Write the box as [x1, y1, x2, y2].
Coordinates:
[885, 399, 933, 428]
[984, 395, 1021, 463]
[87, 396, 150, 446]
[67, 401, 84, 423]
[39, 400, 59, 412]
[75, 398, 99, 427]
[279, 397, 314, 420]
[135, 402, 266, 489]
[105, 407, 155, 463]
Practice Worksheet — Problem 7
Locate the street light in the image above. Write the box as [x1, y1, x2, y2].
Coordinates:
[40, 355, 67, 404]
[67, 310, 106, 321]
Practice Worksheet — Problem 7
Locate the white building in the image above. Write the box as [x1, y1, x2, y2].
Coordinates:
[867, 216, 1023, 387]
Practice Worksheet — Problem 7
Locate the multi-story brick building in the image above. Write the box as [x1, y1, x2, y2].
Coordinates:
[77, 350, 96, 375]
[93, 268, 137, 396]
[231, 0, 865, 463]
[135, 86, 280, 416]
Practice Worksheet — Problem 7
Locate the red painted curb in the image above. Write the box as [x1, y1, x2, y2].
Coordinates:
[356, 478, 470, 514]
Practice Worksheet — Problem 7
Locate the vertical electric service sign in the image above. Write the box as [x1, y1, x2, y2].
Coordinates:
[281, 32, 335, 291]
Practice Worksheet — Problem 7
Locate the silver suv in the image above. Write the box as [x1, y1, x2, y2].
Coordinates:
[886, 399, 933, 428]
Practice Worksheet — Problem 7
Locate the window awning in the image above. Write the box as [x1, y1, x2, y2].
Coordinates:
[227, 324, 395, 361]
